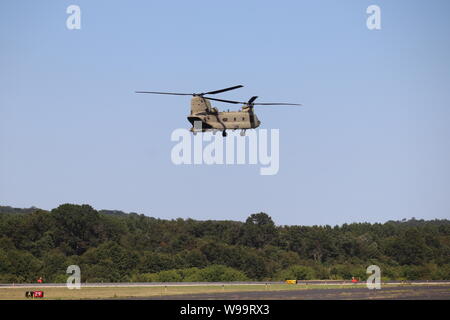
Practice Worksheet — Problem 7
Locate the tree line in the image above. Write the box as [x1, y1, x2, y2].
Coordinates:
[0, 204, 449, 283]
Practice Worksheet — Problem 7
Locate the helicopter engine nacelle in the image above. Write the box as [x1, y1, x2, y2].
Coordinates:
[190, 96, 211, 115]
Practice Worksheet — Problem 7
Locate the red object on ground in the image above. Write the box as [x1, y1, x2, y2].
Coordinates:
[37, 277, 43, 283]
[33, 291, 44, 298]
[351, 278, 358, 283]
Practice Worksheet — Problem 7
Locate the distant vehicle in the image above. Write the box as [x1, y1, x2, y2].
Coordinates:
[136, 85, 301, 137]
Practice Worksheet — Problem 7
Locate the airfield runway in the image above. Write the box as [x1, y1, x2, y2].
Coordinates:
[147, 284, 450, 300]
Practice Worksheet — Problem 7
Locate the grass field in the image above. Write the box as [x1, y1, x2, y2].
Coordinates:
[0, 284, 319, 300]
[1, 283, 445, 300]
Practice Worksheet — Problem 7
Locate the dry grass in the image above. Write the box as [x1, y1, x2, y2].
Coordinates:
[0, 283, 446, 300]
[0, 284, 353, 300]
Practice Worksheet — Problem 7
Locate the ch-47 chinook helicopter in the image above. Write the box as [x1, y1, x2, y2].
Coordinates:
[135, 85, 301, 137]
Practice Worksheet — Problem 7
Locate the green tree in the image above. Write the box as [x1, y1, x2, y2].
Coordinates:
[384, 229, 431, 265]
[239, 213, 277, 248]
[198, 265, 249, 282]
[41, 250, 67, 282]
[275, 265, 315, 280]
[137, 251, 176, 273]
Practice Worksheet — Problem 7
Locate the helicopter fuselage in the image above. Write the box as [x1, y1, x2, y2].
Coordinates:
[188, 96, 260, 133]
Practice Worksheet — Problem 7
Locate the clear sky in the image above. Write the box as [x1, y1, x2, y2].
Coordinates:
[1, 0, 449, 226]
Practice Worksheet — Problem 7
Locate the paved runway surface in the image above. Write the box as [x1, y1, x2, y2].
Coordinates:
[146, 285, 450, 300]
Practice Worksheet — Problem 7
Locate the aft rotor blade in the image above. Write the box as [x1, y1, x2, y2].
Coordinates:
[205, 96, 302, 106]
[247, 96, 258, 104]
[202, 85, 243, 95]
[135, 91, 193, 96]
[253, 102, 302, 106]
[203, 97, 245, 104]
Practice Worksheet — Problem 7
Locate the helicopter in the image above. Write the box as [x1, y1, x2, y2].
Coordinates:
[135, 85, 301, 137]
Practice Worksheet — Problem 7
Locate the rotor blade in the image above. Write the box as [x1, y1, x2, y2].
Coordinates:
[247, 96, 258, 104]
[203, 97, 245, 104]
[253, 102, 302, 106]
[202, 85, 243, 95]
[204, 96, 302, 106]
[135, 91, 193, 96]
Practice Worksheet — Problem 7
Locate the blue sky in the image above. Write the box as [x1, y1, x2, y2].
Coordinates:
[1, 0, 449, 226]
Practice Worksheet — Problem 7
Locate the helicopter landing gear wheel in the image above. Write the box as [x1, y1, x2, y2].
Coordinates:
[240, 130, 246, 137]
[222, 130, 227, 137]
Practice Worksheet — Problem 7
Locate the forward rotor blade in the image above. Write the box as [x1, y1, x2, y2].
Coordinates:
[135, 85, 243, 96]
[135, 91, 192, 96]
[202, 85, 243, 95]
